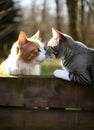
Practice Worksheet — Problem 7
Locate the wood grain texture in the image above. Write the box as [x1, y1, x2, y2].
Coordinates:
[0, 76, 94, 109]
[0, 108, 94, 130]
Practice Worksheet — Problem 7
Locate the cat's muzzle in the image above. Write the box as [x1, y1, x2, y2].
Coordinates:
[46, 46, 58, 58]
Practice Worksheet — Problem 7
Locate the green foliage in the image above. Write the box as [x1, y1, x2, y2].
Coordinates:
[0, 0, 21, 56]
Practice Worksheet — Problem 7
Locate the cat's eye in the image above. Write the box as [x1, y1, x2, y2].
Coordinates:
[51, 47, 59, 54]
[51, 47, 57, 51]
[59, 41, 62, 45]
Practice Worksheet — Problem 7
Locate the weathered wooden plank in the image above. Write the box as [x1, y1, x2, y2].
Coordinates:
[0, 108, 94, 130]
[0, 76, 94, 109]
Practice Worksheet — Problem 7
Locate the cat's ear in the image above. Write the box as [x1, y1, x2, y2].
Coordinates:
[52, 28, 67, 42]
[18, 31, 27, 47]
[52, 28, 71, 48]
[31, 30, 40, 40]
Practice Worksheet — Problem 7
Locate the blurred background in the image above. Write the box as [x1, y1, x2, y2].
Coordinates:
[0, 0, 94, 74]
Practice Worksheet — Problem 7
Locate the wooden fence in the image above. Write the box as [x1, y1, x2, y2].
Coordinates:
[0, 76, 94, 130]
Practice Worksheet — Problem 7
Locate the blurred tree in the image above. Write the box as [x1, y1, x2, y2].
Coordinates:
[66, 0, 79, 40]
[30, 0, 49, 42]
[86, 0, 94, 26]
[77, 0, 85, 42]
[40, 0, 57, 42]
[0, 0, 21, 56]
[29, 0, 55, 42]
[84, 0, 94, 47]
[30, 0, 38, 34]
[55, 0, 61, 31]
[18, 0, 94, 48]
[55, 0, 63, 31]
[40, 0, 49, 42]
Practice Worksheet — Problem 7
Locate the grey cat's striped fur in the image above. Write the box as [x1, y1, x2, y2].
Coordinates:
[46, 28, 94, 87]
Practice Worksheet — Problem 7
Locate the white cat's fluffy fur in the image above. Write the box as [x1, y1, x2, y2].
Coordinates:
[0, 31, 46, 75]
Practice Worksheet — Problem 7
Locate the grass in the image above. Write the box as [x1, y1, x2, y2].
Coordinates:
[41, 60, 62, 75]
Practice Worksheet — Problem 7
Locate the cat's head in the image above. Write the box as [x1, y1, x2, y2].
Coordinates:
[11, 31, 46, 64]
[46, 28, 74, 58]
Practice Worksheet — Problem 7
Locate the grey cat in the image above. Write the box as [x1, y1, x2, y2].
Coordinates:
[46, 28, 94, 88]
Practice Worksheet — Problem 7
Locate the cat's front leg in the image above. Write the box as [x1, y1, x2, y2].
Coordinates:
[54, 69, 70, 81]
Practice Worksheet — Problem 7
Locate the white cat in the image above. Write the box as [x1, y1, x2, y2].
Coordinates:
[0, 31, 46, 75]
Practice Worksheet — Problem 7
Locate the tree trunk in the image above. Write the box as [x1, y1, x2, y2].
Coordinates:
[66, 0, 79, 40]
[55, 0, 62, 31]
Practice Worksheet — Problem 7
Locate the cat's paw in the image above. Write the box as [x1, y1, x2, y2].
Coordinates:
[54, 70, 62, 78]
[53, 69, 70, 81]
